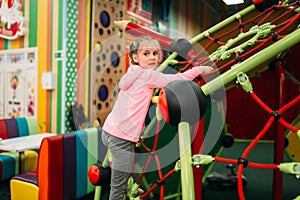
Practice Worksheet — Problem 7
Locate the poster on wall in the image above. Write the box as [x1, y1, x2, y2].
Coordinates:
[0, 48, 37, 119]
[0, 0, 25, 40]
[5, 66, 25, 118]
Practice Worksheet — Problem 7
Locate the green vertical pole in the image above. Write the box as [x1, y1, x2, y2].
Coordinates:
[94, 186, 101, 200]
[178, 122, 195, 200]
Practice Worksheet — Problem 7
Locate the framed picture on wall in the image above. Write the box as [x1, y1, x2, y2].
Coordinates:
[0, 47, 37, 118]
[5, 66, 25, 118]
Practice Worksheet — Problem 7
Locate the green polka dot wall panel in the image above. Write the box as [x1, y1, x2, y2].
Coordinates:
[65, 0, 79, 132]
[90, 0, 126, 126]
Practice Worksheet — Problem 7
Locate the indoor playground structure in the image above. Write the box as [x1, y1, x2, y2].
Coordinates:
[88, 1, 300, 200]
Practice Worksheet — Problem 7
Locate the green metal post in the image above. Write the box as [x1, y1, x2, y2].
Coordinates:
[93, 149, 111, 200]
[178, 122, 195, 200]
[94, 186, 101, 200]
[156, 51, 178, 72]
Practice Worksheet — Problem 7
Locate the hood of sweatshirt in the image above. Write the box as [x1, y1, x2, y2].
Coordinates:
[118, 65, 145, 91]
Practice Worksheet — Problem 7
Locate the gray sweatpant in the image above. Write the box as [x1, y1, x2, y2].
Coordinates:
[101, 130, 135, 200]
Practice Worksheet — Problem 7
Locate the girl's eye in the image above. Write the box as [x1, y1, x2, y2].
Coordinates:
[153, 52, 158, 56]
[143, 52, 149, 56]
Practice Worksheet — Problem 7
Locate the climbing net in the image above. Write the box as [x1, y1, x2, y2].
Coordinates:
[135, 87, 300, 200]
[127, 1, 300, 200]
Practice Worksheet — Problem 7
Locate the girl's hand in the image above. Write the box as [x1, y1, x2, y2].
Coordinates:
[197, 66, 214, 74]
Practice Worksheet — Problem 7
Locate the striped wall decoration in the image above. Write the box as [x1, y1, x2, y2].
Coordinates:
[0, 0, 90, 133]
[77, 0, 92, 117]
[51, 0, 64, 133]
[36, 0, 49, 132]
[45, 0, 65, 133]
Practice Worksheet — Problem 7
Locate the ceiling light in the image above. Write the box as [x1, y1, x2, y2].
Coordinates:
[222, 0, 244, 5]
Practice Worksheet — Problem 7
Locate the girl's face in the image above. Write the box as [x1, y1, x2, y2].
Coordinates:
[132, 40, 161, 70]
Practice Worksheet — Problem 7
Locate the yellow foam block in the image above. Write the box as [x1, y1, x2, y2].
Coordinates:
[23, 150, 38, 172]
[10, 179, 39, 200]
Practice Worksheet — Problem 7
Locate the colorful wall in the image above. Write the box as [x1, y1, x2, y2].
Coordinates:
[0, 0, 92, 133]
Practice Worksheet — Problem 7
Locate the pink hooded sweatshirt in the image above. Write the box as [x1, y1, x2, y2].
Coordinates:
[103, 65, 205, 142]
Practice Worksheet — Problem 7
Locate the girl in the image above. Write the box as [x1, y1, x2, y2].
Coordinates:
[102, 36, 212, 199]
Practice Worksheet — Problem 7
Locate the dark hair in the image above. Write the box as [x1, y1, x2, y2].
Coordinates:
[129, 36, 161, 65]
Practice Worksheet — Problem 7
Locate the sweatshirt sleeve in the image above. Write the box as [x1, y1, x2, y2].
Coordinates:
[144, 67, 203, 89]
